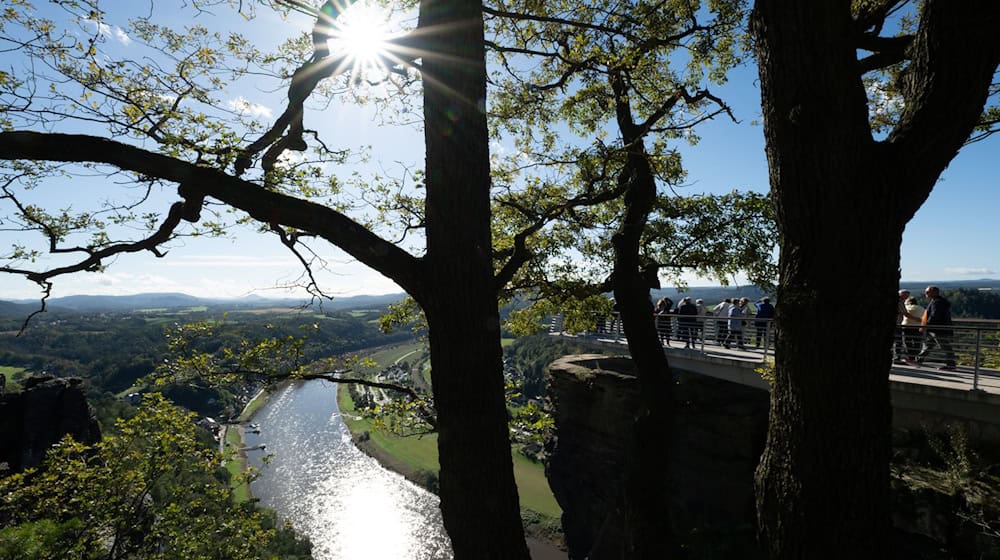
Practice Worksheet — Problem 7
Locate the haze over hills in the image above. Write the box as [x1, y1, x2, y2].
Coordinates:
[2, 279, 999, 315]
[1, 292, 409, 314]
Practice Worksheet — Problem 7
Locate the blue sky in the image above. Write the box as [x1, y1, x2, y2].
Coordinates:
[673, 62, 1000, 284]
[1, 2, 997, 301]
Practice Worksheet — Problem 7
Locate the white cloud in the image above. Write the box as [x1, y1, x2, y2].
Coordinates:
[84, 19, 131, 46]
[227, 96, 273, 119]
[113, 27, 131, 45]
[944, 267, 997, 276]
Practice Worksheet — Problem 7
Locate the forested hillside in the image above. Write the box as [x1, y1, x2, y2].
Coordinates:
[942, 288, 1000, 320]
[0, 304, 414, 420]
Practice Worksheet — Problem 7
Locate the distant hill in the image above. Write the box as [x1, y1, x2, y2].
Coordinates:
[659, 279, 1000, 306]
[0, 300, 45, 316]
[899, 279, 1000, 292]
[2, 291, 408, 314]
[42, 292, 206, 311]
[319, 293, 408, 310]
[5, 280, 998, 316]
[652, 285, 772, 305]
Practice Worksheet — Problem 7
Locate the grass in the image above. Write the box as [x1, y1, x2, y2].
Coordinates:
[367, 342, 426, 367]
[338, 388, 440, 472]
[224, 427, 251, 503]
[237, 389, 269, 422]
[337, 386, 561, 519]
[0, 365, 24, 392]
[422, 363, 432, 387]
[512, 453, 561, 517]
[501, 337, 517, 347]
[348, 310, 376, 318]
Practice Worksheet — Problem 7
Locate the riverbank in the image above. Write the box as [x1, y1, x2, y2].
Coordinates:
[223, 385, 277, 502]
[335, 384, 567, 557]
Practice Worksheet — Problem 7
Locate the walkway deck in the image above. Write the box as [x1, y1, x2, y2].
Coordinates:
[556, 330, 1000, 427]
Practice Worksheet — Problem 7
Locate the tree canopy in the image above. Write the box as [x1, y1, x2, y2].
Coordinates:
[0, 393, 310, 560]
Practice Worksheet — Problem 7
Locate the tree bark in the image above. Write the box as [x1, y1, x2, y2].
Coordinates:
[750, 1, 1000, 558]
[417, 1, 530, 558]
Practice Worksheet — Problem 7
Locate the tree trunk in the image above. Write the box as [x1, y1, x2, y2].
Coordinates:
[418, 1, 529, 558]
[609, 68, 676, 555]
[612, 271, 676, 559]
[750, 3, 897, 557]
[751, 1, 999, 557]
[753, 178, 899, 558]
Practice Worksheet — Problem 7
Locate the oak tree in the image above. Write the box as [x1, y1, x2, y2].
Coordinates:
[486, 1, 773, 556]
[750, 1, 1000, 557]
[0, 1, 531, 557]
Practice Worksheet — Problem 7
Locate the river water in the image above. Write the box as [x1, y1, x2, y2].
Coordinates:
[244, 380, 453, 560]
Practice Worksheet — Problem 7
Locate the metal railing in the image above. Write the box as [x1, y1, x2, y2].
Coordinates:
[906, 319, 1000, 391]
[550, 313, 1000, 391]
[550, 312, 777, 357]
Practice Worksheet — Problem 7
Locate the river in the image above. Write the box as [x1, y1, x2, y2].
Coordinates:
[244, 379, 453, 560]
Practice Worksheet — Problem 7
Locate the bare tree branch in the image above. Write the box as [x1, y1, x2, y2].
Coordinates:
[0, 131, 425, 296]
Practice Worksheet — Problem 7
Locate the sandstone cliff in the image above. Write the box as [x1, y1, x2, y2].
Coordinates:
[0, 377, 102, 473]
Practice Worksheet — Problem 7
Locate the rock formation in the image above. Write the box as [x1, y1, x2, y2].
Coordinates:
[545, 354, 769, 558]
[0, 376, 101, 473]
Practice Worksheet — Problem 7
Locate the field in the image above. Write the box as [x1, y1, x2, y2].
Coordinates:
[0, 365, 25, 392]
[366, 341, 427, 367]
[224, 427, 251, 503]
[337, 388, 560, 518]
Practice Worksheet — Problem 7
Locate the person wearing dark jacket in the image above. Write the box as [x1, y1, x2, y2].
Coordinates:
[654, 297, 673, 344]
[916, 286, 956, 370]
[677, 297, 698, 348]
[753, 297, 774, 348]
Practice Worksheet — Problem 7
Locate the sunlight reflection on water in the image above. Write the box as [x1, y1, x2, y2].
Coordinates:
[245, 380, 452, 560]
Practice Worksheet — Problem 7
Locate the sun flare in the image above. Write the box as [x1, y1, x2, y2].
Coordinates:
[326, 2, 395, 76]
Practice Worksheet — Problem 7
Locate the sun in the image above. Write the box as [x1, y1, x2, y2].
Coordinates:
[325, 2, 395, 77]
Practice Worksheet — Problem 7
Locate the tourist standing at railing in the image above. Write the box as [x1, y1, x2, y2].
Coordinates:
[894, 289, 920, 363]
[754, 297, 774, 348]
[695, 298, 708, 343]
[713, 298, 733, 343]
[654, 297, 673, 344]
[677, 297, 698, 348]
[901, 296, 925, 363]
[917, 286, 957, 371]
[724, 299, 748, 350]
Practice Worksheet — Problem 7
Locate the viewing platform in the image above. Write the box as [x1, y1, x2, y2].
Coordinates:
[550, 315, 1000, 433]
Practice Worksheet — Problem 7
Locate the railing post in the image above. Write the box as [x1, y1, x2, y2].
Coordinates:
[762, 320, 771, 362]
[973, 326, 982, 391]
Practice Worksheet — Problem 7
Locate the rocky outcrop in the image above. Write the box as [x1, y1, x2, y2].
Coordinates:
[546, 354, 1000, 559]
[0, 377, 101, 473]
[545, 355, 639, 558]
[545, 354, 769, 559]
